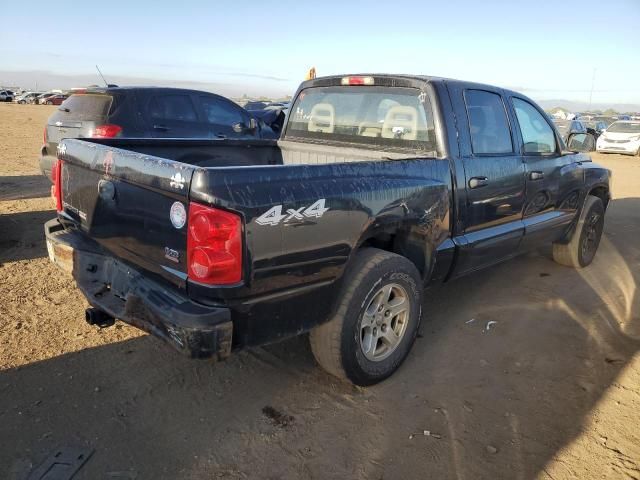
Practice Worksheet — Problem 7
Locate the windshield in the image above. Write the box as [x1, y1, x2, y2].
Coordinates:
[607, 122, 640, 133]
[286, 86, 437, 152]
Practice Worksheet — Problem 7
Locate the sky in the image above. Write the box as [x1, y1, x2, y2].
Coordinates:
[1, 0, 639, 105]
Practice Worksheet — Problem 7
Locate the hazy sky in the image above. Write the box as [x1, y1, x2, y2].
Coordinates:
[1, 0, 639, 102]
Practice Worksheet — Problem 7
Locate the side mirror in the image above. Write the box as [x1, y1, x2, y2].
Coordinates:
[232, 118, 258, 134]
[567, 133, 596, 152]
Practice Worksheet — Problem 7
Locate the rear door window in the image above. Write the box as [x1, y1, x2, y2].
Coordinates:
[464, 90, 513, 155]
[286, 86, 437, 153]
[147, 95, 198, 122]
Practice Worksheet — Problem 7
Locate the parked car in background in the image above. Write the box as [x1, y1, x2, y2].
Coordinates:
[243, 101, 268, 111]
[552, 119, 587, 142]
[37, 93, 59, 104]
[40, 87, 280, 181]
[596, 120, 640, 156]
[581, 120, 608, 139]
[0, 90, 15, 102]
[43, 94, 69, 105]
[16, 92, 44, 104]
[591, 116, 617, 127]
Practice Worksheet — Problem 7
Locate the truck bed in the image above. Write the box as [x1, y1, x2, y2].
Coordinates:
[56, 137, 452, 347]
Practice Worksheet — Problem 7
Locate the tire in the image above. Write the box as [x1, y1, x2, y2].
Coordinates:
[553, 195, 605, 268]
[310, 248, 423, 386]
[46, 101, 52, 105]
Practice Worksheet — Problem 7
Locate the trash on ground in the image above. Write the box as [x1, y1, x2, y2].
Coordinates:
[485, 321, 498, 332]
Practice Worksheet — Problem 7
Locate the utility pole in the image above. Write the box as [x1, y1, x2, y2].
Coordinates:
[588, 68, 596, 112]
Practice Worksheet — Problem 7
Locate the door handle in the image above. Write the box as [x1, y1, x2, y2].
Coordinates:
[468, 176, 489, 189]
[216, 134, 227, 139]
[153, 124, 169, 131]
[529, 171, 544, 180]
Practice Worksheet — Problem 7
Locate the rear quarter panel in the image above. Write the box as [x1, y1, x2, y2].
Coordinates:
[189, 158, 452, 303]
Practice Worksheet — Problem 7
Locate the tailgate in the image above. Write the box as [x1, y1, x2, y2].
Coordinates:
[58, 139, 195, 289]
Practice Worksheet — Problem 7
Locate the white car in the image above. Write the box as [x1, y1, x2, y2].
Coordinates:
[596, 121, 640, 156]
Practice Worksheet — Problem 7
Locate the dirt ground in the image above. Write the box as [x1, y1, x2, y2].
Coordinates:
[0, 102, 639, 480]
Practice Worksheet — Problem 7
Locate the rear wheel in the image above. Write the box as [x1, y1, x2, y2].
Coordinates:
[553, 195, 605, 268]
[46, 101, 52, 105]
[310, 248, 423, 386]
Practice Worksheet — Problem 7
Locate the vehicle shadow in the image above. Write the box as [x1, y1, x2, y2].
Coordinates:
[1, 198, 638, 479]
[0, 175, 51, 202]
[0, 209, 55, 263]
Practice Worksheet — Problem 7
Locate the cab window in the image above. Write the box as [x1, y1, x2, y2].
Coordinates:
[512, 98, 557, 154]
[464, 90, 513, 155]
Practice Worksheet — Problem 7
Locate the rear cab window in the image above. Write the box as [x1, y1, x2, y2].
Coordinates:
[285, 86, 438, 154]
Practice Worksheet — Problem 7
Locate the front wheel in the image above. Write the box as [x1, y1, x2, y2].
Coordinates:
[553, 195, 605, 268]
[310, 248, 423, 386]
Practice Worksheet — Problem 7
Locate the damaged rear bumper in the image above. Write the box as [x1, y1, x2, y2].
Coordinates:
[44, 218, 233, 360]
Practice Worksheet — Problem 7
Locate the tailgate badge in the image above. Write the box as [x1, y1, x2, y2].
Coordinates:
[57, 143, 67, 157]
[170, 172, 186, 190]
[164, 247, 180, 263]
[170, 201, 187, 229]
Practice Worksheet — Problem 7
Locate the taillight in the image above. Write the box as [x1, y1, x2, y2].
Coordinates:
[187, 203, 242, 285]
[43, 127, 47, 145]
[92, 124, 122, 138]
[51, 158, 63, 212]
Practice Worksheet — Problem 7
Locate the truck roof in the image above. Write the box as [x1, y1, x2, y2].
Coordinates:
[299, 73, 522, 98]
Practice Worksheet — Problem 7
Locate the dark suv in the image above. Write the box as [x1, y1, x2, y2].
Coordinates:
[40, 87, 277, 181]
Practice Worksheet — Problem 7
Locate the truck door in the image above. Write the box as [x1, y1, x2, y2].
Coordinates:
[448, 86, 526, 275]
[508, 96, 583, 250]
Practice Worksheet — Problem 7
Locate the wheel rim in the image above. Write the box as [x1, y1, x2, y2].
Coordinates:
[581, 210, 603, 262]
[359, 283, 410, 362]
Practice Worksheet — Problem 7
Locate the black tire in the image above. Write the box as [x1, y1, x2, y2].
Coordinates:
[553, 195, 605, 268]
[309, 248, 423, 386]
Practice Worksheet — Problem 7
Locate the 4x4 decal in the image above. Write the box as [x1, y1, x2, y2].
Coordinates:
[256, 199, 329, 226]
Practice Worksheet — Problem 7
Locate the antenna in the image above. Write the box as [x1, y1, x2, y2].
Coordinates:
[96, 65, 108, 87]
[588, 68, 596, 112]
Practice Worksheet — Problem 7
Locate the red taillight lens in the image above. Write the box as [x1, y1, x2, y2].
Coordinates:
[92, 124, 122, 138]
[187, 203, 242, 285]
[51, 159, 63, 212]
[43, 127, 47, 145]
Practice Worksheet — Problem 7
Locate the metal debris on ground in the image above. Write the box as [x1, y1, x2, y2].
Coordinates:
[409, 430, 442, 440]
[28, 446, 94, 480]
[484, 321, 498, 332]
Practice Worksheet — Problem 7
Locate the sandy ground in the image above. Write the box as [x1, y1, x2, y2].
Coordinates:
[0, 102, 639, 480]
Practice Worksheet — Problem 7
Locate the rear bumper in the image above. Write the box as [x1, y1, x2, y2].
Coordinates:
[44, 218, 233, 360]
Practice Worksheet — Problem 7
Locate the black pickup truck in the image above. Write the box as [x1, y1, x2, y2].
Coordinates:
[45, 74, 611, 386]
